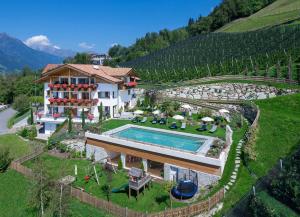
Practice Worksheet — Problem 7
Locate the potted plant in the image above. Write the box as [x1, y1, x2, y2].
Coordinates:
[62, 83, 68, 89]
[37, 113, 43, 119]
[48, 83, 54, 89]
[83, 84, 89, 89]
[88, 113, 94, 122]
[48, 98, 55, 103]
[92, 99, 99, 105]
[53, 113, 60, 120]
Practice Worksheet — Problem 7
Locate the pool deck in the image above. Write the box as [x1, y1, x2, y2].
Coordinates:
[86, 124, 222, 169]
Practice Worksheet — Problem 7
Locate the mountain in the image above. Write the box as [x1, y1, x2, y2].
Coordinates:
[28, 43, 76, 58]
[0, 33, 63, 72]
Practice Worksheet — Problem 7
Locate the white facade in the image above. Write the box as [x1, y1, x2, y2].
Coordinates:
[40, 75, 137, 135]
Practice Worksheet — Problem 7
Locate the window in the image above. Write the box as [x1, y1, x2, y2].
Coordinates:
[112, 91, 117, 98]
[53, 107, 58, 113]
[52, 92, 59, 98]
[98, 91, 110, 99]
[71, 78, 76, 84]
[78, 78, 89, 84]
[46, 90, 50, 97]
[82, 92, 89, 99]
[104, 106, 110, 116]
[63, 92, 68, 98]
[60, 77, 68, 84]
[90, 78, 95, 84]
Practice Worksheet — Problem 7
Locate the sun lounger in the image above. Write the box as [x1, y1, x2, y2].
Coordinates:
[152, 117, 158, 124]
[209, 124, 217, 133]
[131, 117, 139, 123]
[140, 117, 147, 123]
[169, 122, 178, 129]
[181, 122, 186, 129]
[197, 124, 207, 131]
[159, 118, 166, 125]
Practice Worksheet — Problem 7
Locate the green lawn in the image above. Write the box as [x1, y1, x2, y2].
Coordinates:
[101, 118, 226, 140]
[0, 169, 113, 217]
[24, 154, 184, 213]
[216, 93, 300, 215]
[0, 134, 33, 159]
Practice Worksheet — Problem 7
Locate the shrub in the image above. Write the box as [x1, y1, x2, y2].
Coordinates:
[197, 108, 212, 119]
[0, 148, 13, 173]
[118, 159, 123, 170]
[19, 128, 29, 138]
[28, 126, 37, 140]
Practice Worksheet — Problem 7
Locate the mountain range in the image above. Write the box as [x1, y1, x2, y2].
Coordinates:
[0, 33, 64, 72]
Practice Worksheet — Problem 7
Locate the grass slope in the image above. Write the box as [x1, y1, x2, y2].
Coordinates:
[0, 170, 114, 217]
[0, 134, 32, 159]
[217, 93, 300, 215]
[218, 0, 300, 32]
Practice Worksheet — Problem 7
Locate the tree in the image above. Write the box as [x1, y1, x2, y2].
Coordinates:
[68, 110, 72, 133]
[163, 181, 175, 208]
[98, 102, 103, 124]
[101, 184, 112, 201]
[28, 107, 34, 125]
[28, 157, 70, 216]
[0, 147, 13, 173]
[117, 159, 123, 170]
[81, 110, 85, 129]
[12, 94, 30, 113]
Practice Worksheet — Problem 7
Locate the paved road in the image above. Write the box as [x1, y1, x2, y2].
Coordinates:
[0, 107, 16, 135]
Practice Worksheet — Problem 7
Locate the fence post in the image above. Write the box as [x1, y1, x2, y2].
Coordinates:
[208, 196, 211, 211]
[280, 159, 283, 170]
[125, 207, 128, 217]
[252, 186, 256, 196]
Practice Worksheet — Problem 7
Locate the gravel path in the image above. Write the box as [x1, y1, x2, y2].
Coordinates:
[0, 107, 17, 135]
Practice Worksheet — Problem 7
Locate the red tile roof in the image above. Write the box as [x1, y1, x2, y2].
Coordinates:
[40, 64, 135, 83]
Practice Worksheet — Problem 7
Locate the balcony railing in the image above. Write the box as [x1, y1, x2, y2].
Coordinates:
[48, 98, 99, 106]
[48, 83, 97, 91]
[125, 81, 137, 87]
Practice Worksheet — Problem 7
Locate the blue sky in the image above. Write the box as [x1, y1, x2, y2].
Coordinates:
[0, 0, 221, 53]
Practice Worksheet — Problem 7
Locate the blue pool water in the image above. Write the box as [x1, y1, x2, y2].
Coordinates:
[112, 127, 205, 152]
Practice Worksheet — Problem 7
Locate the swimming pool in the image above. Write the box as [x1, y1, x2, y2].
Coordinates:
[112, 127, 206, 152]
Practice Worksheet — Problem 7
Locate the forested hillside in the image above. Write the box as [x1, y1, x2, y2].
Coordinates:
[120, 24, 300, 82]
[107, 0, 275, 65]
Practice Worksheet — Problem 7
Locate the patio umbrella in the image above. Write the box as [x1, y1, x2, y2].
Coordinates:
[201, 117, 214, 122]
[133, 110, 144, 115]
[173, 115, 185, 120]
[181, 104, 192, 110]
[219, 108, 230, 114]
[152, 110, 161, 115]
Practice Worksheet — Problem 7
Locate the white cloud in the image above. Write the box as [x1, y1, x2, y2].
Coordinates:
[78, 42, 95, 49]
[24, 35, 60, 50]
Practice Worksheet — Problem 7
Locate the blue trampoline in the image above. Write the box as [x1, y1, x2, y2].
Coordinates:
[171, 180, 198, 199]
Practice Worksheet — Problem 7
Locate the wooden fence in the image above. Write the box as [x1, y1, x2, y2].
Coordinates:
[70, 186, 225, 217]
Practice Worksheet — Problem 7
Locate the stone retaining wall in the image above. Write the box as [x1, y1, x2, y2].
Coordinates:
[160, 83, 297, 101]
